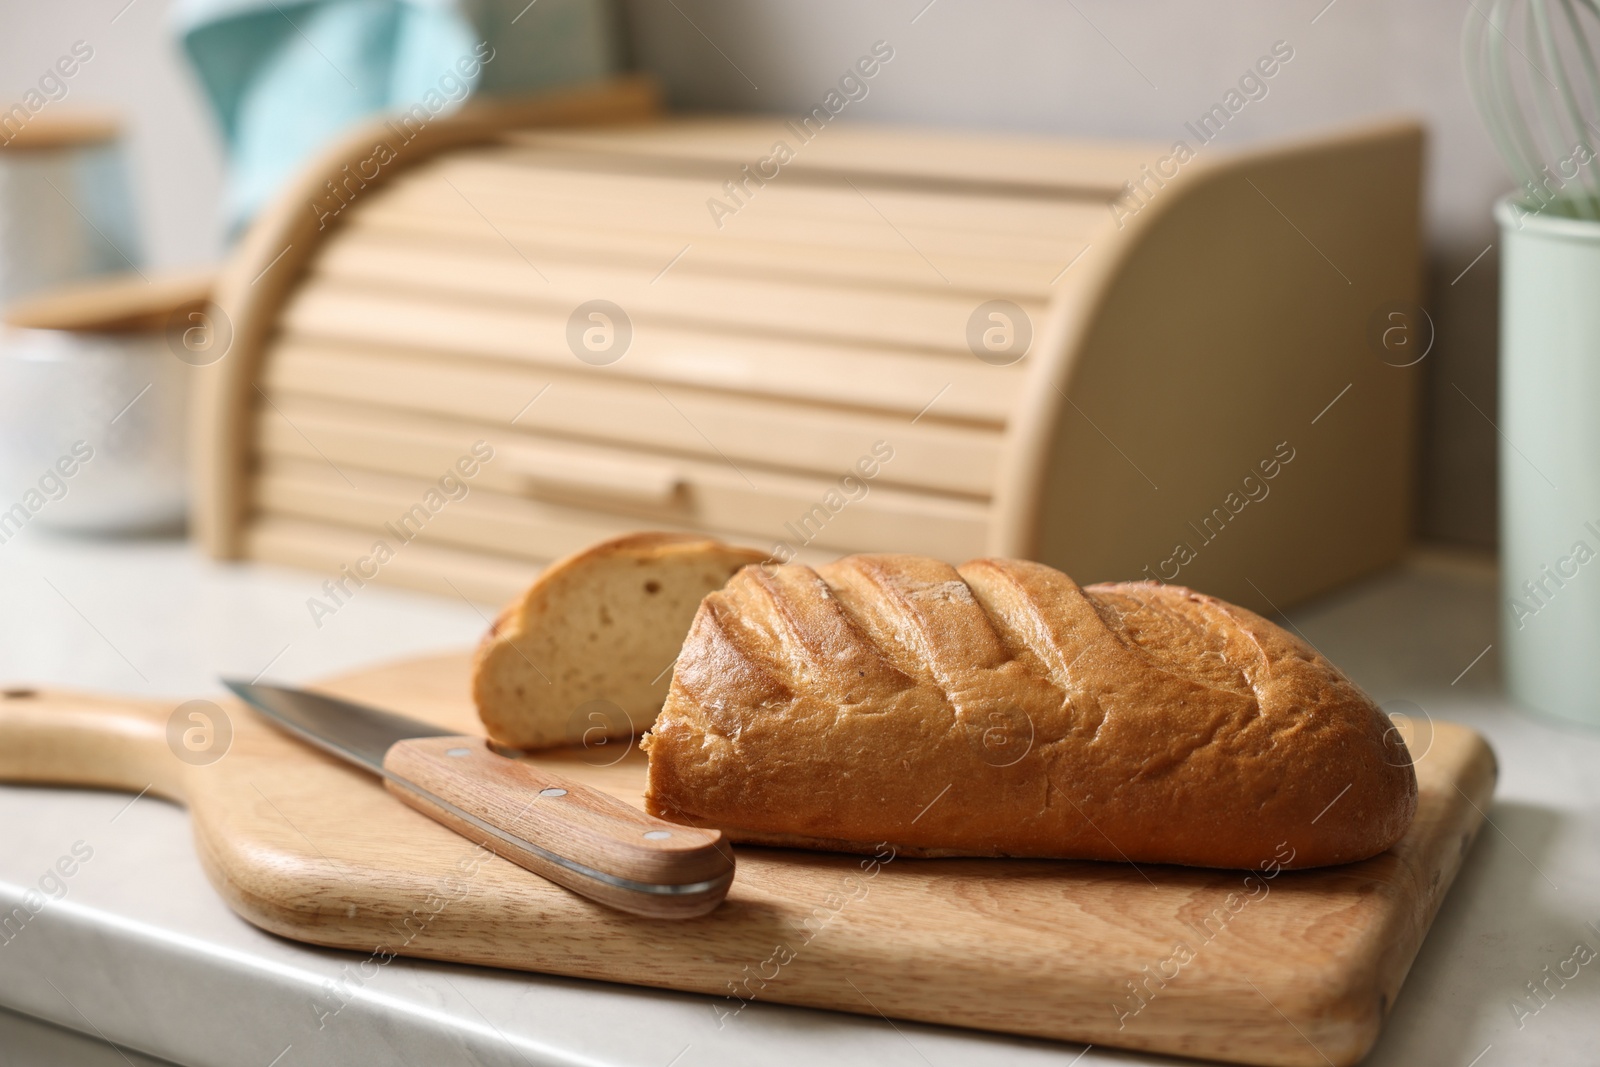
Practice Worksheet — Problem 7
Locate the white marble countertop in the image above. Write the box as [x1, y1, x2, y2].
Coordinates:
[1, 533, 1596, 1067]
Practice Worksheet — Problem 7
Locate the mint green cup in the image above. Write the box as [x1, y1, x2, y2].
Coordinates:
[1497, 195, 1600, 727]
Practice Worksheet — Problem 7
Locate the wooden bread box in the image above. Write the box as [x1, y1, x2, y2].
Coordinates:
[194, 76, 1423, 611]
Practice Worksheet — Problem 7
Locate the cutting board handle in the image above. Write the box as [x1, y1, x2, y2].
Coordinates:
[0, 688, 191, 803]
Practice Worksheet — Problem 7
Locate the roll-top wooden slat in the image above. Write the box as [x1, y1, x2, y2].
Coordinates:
[416, 148, 1115, 236]
[368, 164, 1096, 267]
[243, 514, 540, 605]
[276, 285, 1018, 422]
[256, 453, 971, 566]
[257, 456, 688, 562]
[343, 203, 1077, 297]
[307, 231, 1049, 352]
[261, 340, 1000, 495]
[252, 396, 989, 559]
[504, 117, 1163, 194]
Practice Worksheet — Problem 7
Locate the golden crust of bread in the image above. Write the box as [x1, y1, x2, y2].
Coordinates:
[473, 532, 766, 750]
[641, 554, 1417, 868]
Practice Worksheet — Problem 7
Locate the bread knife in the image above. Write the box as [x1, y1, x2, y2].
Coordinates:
[222, 680, 733, 918]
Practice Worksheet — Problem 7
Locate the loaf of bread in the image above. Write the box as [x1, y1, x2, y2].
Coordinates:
[474, 532, 766, 750]
[642, 554, 1417, 868]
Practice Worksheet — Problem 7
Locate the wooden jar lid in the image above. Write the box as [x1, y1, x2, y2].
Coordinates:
[3, 268, 215, 333]
[0, 111, 120, 152]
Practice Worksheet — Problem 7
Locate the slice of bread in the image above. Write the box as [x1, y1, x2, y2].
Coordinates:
[472, 532, 766, 750]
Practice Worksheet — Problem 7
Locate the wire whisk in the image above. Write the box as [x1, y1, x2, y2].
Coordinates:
[1464, 0, 1600, 220]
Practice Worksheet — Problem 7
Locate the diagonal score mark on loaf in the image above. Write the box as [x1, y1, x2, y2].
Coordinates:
[960, 560, 1413, 866]
[649, 556, 1416, 867]
[820, 556, 1066, 816]
[969, 560, 1264, 767]
[653, 561, 914, 840]
[964, 561, 1268, 857]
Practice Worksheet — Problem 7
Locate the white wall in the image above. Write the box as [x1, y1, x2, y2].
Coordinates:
[0, 0, 226, 268]
[0, 0, 1507, 543]
[625, 0, 1508, 236]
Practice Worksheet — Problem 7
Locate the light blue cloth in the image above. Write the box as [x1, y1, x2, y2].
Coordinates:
[172, 0, 619, 232]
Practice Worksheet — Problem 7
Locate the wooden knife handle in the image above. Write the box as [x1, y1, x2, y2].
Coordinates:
[381, 735, 733, 919]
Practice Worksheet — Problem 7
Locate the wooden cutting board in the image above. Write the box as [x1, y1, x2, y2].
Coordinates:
[0, 652, 1495, 1067]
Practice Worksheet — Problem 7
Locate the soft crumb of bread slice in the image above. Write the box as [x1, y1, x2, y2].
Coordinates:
[472, 532, 766, 750]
